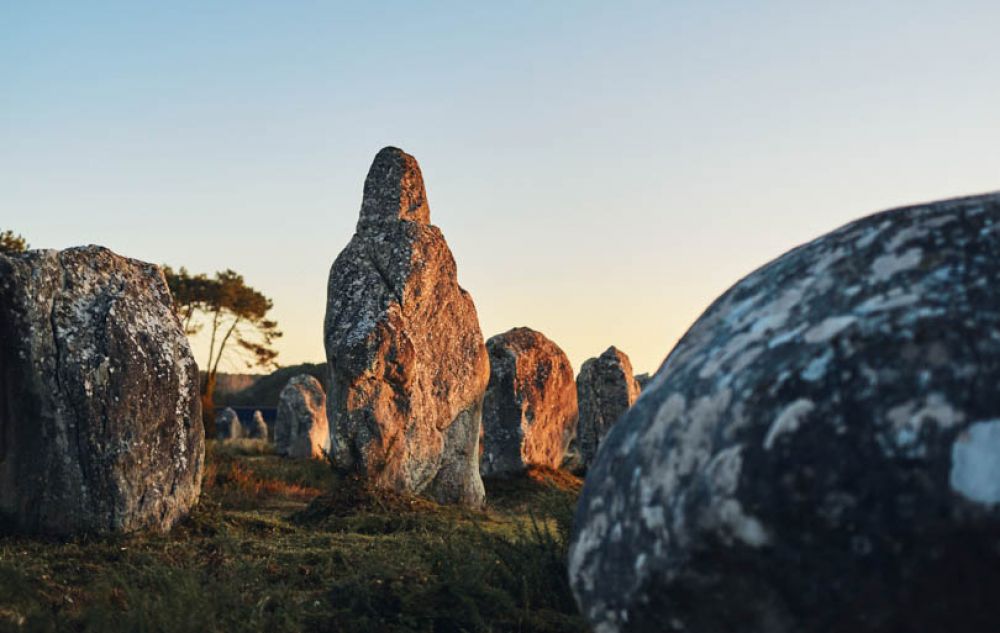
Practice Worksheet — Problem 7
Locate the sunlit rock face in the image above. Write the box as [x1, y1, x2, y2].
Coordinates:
[571, 347, 640, 471]
[215, 407, 243, 440]
[0, 246, 204, 535]
[569, 193, 1000, 633]
[275, 375, 329, 459]
[480, 327, 578, 477]
[324, 147, 489, 506]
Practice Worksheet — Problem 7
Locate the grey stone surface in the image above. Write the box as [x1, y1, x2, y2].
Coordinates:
[324, 147, 488, 506]
[0, 246, 204, 535]
[481, 327, 578, 477]
[569, 193, 1000, 632]
[572, 346, 640, 470]
[275, 375, 329, 459]
[215, 407, 242, 441]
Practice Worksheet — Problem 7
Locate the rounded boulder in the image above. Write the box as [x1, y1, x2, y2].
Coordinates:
[0, 246, 204, 535]
[570, 194, 1000, 632]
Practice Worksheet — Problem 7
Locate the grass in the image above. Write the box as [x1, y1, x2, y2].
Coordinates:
[0, 440, 586, 633]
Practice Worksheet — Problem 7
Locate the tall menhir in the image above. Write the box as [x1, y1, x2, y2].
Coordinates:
[323, 147, 489, 506]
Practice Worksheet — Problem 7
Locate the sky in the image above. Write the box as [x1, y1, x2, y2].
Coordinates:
[3, 1, 1000, 375]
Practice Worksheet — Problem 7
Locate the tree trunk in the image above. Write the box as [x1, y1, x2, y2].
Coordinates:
[201, 372, 217, 439]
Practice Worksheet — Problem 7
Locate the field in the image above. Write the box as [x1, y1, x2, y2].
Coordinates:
[0, 441, 586, 633]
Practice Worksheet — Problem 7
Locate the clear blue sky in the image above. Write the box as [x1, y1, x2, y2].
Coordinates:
[3, 1, 999, 374]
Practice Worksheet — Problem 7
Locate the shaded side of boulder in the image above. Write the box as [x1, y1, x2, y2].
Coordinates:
[572, 346, 641, 470]
[275, 375, 329, 459]
[324, 147, 489, 506]
[0, 246, 204, 535]
[481, 327, 578, 477]
[215, 407, 243, 440]
[570, 194, 1000, 633]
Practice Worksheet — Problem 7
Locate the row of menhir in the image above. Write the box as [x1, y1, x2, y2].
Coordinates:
[0, 146, 638, 536]
[213, 335, 646, 475]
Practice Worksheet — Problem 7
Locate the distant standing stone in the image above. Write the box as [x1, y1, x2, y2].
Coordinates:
[0, 246, 204, 535]
[634, 373, 651, 390]
[570, 193, 1000, 632]
[573, 346, 641, 470]
[481, 327, 578, 477]
[215, 407, 243, 441]
[324, 147, 489, 505]
[275, 375, 329, 459]
[249, 410, 269, 440]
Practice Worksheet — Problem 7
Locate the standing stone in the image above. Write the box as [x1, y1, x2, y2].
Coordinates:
[570, 194, 1000, 633]
[275, 375, 329, 459]
[480, 327, 578, 477]
[634, 373, 651, 390]
[573, 346, 641, 470]
[249, 410, 269, 440]
[215, 407, 243, 441]
[0, 246, 204, 535]
[324, 147, 489, 506]
[246, 409, 267, 440]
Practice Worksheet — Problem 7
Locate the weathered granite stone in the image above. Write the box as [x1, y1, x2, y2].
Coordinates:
[573, 346, 641, 470]
[275, 375, 329, 459]
[249, 410, 269, 440]
[215, 407, 242, 441]
[480, 327, 578, 477]
[569, 194, 1000, 633]
[0, 246, 204, 535]
[324, 147, 489, 506]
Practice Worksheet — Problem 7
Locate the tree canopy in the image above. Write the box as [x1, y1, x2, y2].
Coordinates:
[0, 230, 29, 254]
[164, 266, 282, 436]
[164, 266, 282, 378]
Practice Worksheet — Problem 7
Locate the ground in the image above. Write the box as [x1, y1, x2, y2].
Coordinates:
[0, 441, 586, 633]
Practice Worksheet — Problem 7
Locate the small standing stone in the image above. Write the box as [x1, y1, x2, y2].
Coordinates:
[634, 373, 651, 390]
[480, 327, 578, 477]
[249, 410, 269, 440]
[275, 375, 329, 459]
[215, 407, 243, 441]
[572, 346, 641, 470]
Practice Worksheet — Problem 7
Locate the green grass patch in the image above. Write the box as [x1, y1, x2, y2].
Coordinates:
[0, 442, 586, 632]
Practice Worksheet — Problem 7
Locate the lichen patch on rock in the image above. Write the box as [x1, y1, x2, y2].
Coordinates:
[950, 419, 1000, 506]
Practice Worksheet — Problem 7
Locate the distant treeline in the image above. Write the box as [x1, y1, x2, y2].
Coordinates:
[205, 372, 261, 396]
[213, 363, 327, 408]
